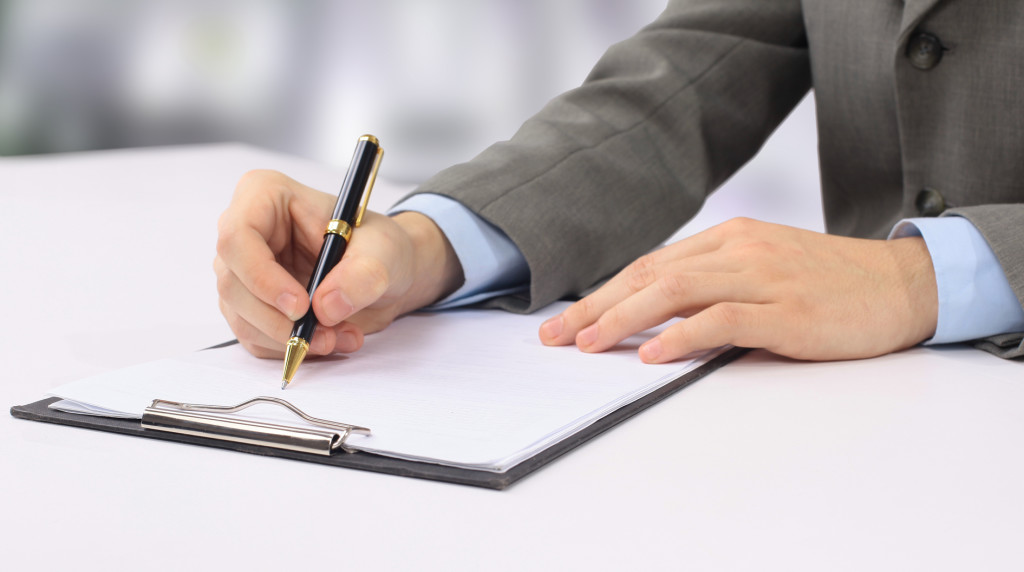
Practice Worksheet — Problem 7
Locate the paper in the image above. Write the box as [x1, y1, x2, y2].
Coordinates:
[49, 303, 719, 472]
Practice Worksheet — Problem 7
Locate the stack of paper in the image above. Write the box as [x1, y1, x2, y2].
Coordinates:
[49, 303, 716, 473]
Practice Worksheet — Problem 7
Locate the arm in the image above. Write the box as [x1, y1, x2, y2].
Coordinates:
[397, 0, 940, 362]
[389, 198, 1024, 362]
[409, 0, 811, 312]
[404, 1, 1024, 361]
[216, 0, 810, 358]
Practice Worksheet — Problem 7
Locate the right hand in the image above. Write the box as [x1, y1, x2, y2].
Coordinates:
[214, 170, 463, 358]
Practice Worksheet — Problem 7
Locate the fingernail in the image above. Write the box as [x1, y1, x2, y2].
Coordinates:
[640, 338, 662, 362]
[577, 324, 599, 348]
[540, 316, 564, 339]
[321, 289, 354, 324]
[276, 292, 299, 320]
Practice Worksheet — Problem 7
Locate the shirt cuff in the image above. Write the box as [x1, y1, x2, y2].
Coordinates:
[390, 193, 529, 309]
[889, 217, 1024, 344]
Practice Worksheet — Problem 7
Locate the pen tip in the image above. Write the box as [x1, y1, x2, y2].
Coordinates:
[281, 336, 309, 390]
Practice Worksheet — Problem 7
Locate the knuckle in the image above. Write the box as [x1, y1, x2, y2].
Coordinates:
[718, 217, 761, 240]
[215, 219, 238, 257]
[599, 304, 626, 330]
[217, 298, 231, 319]
[599, 303, 639, 335]
[625, 254, 659, 294]
[710, 302, 747, 330]
[220, 169, 289, 244]
[249, 268, 279, 299]
[236, 169, 284, 192]
[724, 216, 756, 231]
[569, 296, 598, 325]
[655, 273, 690, 299]
[215, 269, 233, 298]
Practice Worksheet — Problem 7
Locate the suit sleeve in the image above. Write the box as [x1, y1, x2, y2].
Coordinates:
[408, 0, 811, 313]
[946, 204, 1024, 358]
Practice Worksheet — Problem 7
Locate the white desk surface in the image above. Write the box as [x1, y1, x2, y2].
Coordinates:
[4, 125, 1024, 570]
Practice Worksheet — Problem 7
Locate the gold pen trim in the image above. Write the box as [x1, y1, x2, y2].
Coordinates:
[281, 337, 310, 388]
[324, 219, 352, 241]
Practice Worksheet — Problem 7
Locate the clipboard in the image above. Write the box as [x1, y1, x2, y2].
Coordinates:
[10, 346, 746, 490]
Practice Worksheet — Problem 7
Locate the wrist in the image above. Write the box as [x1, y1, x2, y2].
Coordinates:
[888, 236, 939, 346]
[392, 211, 464, 312]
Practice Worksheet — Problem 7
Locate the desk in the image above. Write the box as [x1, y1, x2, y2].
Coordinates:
[4, 127, 1024, 569]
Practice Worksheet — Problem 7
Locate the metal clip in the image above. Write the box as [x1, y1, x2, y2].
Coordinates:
[141, 396, 371, 456]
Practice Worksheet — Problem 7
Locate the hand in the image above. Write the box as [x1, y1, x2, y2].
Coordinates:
[214, 170, 463, 358]
[538, 218, 939, 362]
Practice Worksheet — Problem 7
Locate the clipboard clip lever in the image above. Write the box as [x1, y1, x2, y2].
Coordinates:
[141, 396, 371, 456]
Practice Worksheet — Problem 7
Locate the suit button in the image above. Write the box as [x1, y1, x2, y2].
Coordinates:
[906, 32, 944, 70]
[915, 188, 947, 216]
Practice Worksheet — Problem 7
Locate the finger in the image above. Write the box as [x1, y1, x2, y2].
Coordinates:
[215, 255, 299, 344]
[311, 214, 407, 326]
[539, 218, 771, 345]
[638, 302, 774, 363]
[217, 255, 364, 356]
[312, 254, 388, 326]
[219, 294, 363, 358]
[216, 225, 309, 321]
[217, 295, 329, 357]
[216, 181, 310, 320]
[574, 271, 756, 354]
[218, 297, 288, 358]
[333, 324, 365, 354]
[539, 246, 737, 346]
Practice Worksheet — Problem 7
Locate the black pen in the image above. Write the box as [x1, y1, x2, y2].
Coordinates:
[281, 135, 383, 389]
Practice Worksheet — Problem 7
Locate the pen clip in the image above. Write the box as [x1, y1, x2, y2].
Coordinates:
[355, 145, 384, 228]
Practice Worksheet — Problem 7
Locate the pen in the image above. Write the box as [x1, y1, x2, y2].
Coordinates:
[281, 135, 384, 389]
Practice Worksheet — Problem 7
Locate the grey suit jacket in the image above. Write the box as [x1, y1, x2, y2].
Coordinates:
[412, 0, 1024, 358]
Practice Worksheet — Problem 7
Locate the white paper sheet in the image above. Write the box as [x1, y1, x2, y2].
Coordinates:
[49, 303, 720, 472]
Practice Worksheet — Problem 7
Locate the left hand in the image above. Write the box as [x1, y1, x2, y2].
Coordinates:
[538, 218, 939, 362]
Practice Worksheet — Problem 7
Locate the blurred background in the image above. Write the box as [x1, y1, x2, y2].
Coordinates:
[0, 0, 673, 182]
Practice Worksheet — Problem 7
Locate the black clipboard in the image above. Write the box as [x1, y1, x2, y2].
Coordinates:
[11, 346, 745, 490]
